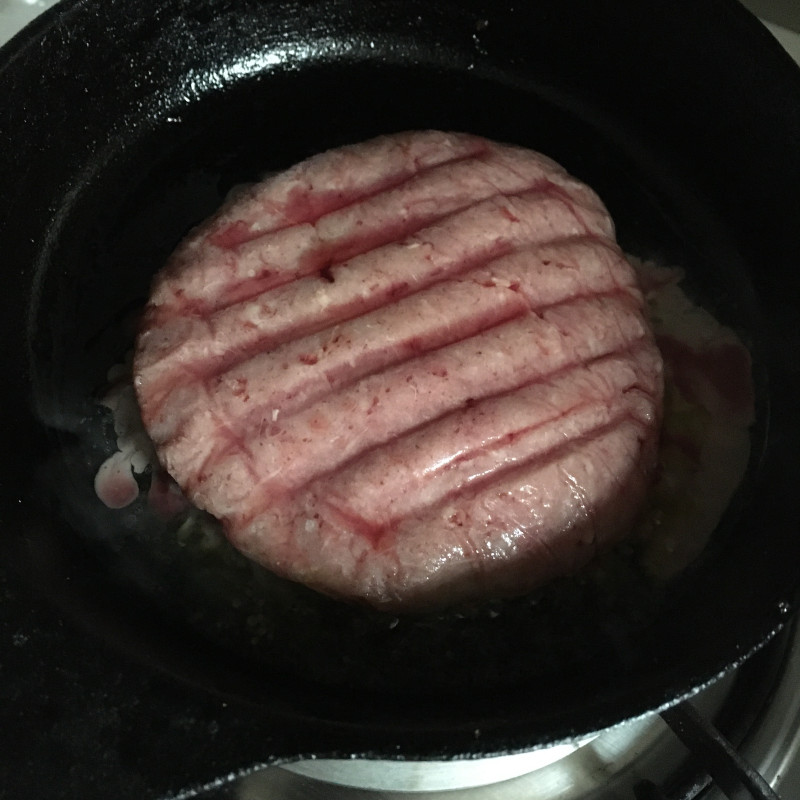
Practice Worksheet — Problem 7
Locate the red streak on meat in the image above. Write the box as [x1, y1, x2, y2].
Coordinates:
[207, 219, 253, 249]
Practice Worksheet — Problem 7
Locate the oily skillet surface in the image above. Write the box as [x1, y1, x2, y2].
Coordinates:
[1, 0, 800, 797]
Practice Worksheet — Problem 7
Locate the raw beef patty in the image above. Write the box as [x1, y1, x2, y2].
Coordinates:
[134, 130, 664, 611]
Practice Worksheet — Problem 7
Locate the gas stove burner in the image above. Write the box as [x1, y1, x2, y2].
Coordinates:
[282, 736, 601, 792]
[241, 689, 713, 798]
[277, 719, 657, 795]
[211, 620, 800, 799]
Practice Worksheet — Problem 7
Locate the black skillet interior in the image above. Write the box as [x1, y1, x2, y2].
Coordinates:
[2, 0, 800, 796]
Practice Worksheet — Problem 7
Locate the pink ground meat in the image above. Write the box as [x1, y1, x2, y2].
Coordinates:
[133, 131, 664, 610]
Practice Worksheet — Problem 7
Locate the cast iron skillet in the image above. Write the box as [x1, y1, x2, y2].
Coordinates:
[2, 0, 800, 797]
